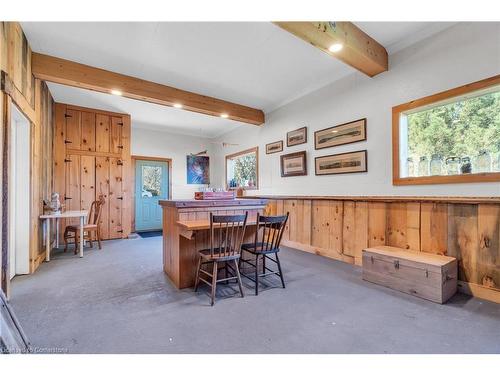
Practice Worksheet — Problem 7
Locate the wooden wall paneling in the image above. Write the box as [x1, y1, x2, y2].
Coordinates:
[311, 200, 331, 250]
[109, 157, 123, 238]
[330, 201, 344, 254]
[311, 200, 344, 260]
[65, 108, 81, 151]
[95, 114, 110, 153]
[287, 200, 311, 245]
[386, 203, 406, 249]
[368, 202, 387, 247]
[342, 201, 356, 257]
[0, 23, 7, 72]
[406, 203, 421, 251]
[448, 204, 479, 285]
[386, 203, 421, 251]
[65, 154, 81, 226]
[420, 203, 448, 255]
[110, 116, 122, 154]
[275, 199, 284, 216]
[477, 204, 500, 289]
[80, 111, 96, 152]
[80, 155, 96, 213]
[30, 80, 42, 270]
[1, 22, 35, 106]
[282, 200, 295, 241]
[53, 104, 66, 197]
[353, 202, 369, 265]
[0, 91, 4, 293]
[265, 200, 277, 216]
[95, 156, 110, 239]
[343, 201, 369, 263]
[120, 115, 131, 238]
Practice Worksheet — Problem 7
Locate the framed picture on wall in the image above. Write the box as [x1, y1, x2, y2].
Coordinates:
[186, 155, 210, 184]
[265, 140, 283, 154]
[286, 127, 307, 147]
[315, 150, 367, 175]
[280, 151, 307, 177]
[314, 118, 366, 150]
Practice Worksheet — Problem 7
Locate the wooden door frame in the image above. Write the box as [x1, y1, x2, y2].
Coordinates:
[131, 155, 172, 233]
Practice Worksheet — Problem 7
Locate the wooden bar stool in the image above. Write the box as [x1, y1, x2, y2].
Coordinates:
[194, 212, 248, 306]
[64, 195, 105, 253]
[240, 212, 289, 295]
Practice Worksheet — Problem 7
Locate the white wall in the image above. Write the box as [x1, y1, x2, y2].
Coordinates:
[131, 127, 214, 199]
[212, 22, 500, 197]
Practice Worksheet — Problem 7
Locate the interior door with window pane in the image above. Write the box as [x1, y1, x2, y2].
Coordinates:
[135, 160, 168, 231]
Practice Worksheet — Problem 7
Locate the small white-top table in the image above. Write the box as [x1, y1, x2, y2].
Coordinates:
[39, 210, 88, 261]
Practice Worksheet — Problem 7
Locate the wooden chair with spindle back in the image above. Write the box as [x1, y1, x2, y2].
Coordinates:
[194, 212, 248, 306]
[240, 212, 289, 295]
[64, 195, 105, 253]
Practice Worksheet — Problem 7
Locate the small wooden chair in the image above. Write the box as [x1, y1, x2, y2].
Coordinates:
[64, 196, 105, 253]
[194, 212, 248, 306]
[240, 212, 289, 295]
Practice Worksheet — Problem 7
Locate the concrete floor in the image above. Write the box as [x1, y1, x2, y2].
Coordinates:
[10, 236, 500, 354]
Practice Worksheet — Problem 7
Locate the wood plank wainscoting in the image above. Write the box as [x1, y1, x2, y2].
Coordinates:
[253, 196, 500, 304]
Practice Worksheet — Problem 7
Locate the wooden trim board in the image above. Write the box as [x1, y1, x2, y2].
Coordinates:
[31, 53, 265, 126]
[392, 74, 500, 186]
[131, 155, 172, 233]
[225, 147, 259, 190]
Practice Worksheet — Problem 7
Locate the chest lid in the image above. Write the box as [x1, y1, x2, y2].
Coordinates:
[363, 246, 456, 273]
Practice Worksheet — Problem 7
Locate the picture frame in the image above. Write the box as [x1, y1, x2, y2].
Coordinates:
[186, 155, 210, 184]
[314, 118, 366, 150]
[286, 126, 307, 147]
[280, 151, 307, 177]
[315, 150, 367, 175]
[265, 140, 283, 154]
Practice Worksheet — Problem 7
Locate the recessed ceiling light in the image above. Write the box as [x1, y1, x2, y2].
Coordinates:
[110, 89, 123, 96]
[173, 103, 183, 109]
[220, 113, 229, 118]
[328, 43, 343, 53]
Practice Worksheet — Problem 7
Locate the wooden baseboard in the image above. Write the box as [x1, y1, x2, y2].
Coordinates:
[31, 251, 46, 273]
[281, 239, 355, 265]
[457, 281, 500, 304]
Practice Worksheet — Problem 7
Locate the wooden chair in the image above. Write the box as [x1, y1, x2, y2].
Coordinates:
[64, 196, 105, 253]
[194, 212, 248, 306]
[240, 212, 289, 295]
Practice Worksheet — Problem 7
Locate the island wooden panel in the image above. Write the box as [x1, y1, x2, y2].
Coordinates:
[262, 197, 500, 303]
[160, 199, 267, 289]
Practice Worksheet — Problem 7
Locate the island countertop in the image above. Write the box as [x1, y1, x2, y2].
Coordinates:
[158, 198, 268, 208]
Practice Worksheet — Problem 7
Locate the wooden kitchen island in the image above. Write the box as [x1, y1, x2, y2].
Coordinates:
[159, 198, 268, 289]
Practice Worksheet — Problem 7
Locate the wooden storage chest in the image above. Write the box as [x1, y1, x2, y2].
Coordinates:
[362, 246, 457, 304]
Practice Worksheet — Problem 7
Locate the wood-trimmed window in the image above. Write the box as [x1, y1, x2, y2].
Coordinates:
[225, 147, 259, 190]
[392, 75, 500, 185]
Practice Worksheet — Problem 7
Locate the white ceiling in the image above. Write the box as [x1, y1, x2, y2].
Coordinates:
[22, 22, 455, 137]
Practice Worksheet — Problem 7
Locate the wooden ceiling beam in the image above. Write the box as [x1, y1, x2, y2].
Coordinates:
[274, 22, 388, 77]
[31, 52, 265, 125]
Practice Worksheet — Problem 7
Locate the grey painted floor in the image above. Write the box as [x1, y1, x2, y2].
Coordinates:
[10, 237, 500, 354]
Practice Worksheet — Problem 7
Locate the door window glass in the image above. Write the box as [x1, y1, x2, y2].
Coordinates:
[141, 165, 162, 197]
